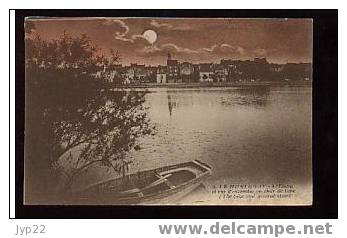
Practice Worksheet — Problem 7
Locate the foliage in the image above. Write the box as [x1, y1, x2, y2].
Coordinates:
[25, 30, 154, 201]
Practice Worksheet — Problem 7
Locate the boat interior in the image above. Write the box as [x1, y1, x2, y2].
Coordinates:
[77, 160, 211, 199]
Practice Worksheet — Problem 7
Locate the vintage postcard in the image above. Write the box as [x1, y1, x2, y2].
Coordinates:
[24, 17, 312, 205]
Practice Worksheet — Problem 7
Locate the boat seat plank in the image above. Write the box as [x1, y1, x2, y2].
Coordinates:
[119, 188, 141, 194]
[141, 174, 172, 190]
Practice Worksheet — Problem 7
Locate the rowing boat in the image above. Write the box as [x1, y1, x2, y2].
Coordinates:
[70, 160, 212, 205]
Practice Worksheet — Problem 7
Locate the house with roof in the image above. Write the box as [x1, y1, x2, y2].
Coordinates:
[213, 64, 228, 82]
[198, 63, 214, 82]
[156, 65, 167, 84]
[166, 53, 181, 83]
[146, 66, 158, 83]
[180, 62, 194, 83]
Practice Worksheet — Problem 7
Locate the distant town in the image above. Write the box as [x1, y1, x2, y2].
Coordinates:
[99, 53, 312, 85]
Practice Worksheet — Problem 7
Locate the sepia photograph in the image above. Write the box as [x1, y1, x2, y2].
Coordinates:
[23, 17, 313, 206]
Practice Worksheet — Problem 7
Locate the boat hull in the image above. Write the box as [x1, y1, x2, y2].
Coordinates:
[116, 171, 209, 205]
[70, 160, 212, 205]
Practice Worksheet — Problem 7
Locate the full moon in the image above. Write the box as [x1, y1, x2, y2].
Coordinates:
[143, 29, 157, 44]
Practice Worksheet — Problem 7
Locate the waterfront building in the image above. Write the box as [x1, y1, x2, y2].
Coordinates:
[213, 64, 228, 82]
[180, 62, 194, 83]
[96, 55, 311, 85]
[166, 53, 180, 83]
[124, 66, 135, 83]
[133, 64, 147, 83]
[269, 63, 284, 72]
[198, 63, 214, 82]
[108, 64, 127, 84]
[253, 57, 268, 64]
[156, 66, 167, 84]
[281, 63, 312, 81]
[146, 66, 158, 83]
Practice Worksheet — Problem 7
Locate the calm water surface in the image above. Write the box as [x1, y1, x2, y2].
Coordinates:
[73, 86, 312, 204]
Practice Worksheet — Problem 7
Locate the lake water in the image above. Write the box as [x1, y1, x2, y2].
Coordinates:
[72, 85, 312, 205]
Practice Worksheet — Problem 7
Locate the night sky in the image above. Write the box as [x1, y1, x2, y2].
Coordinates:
[28, 17, 313, 66]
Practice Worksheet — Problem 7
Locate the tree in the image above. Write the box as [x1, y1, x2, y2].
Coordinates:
[25, 30, 155, 203]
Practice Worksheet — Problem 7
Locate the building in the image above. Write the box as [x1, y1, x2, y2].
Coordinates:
[108, 64, 127, 84]
[156, 66, 167, 84]
[220, 59, 238, 81]
[213, 64, 228, 82]
[166, 53, 180, 83]
[133, 64, 147, 82]
[124, 65, 135, 83]
[144, 66, 157, 83]
[198, 63, 214, 82]
[123, 64, 149, 84]
[253, 57, 268, 64]
[96, 56, 311, 85]
[180, 62, 194, 83]
[269, 63, 284, 72]
[281, 63, 312, 81]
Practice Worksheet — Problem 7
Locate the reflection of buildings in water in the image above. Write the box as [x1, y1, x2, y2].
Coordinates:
[167, 94, 179, 116]
[221, 86, 271, 107]
[168, 94, 172, 116]
[165, 87, 271, 117]
[166, 91, 197, 116]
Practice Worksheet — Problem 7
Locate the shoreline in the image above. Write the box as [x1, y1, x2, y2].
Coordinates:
[110, 81, 312, 89]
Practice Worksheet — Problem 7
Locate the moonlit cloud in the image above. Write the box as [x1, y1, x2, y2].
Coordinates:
[29, 18, 312, 65]
[202, 44, 246, 56]
[108, 19, 151, 44]
[162, 43, 199, 54]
